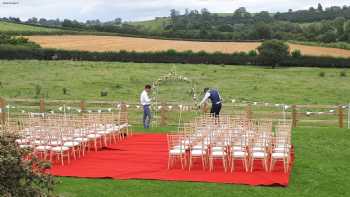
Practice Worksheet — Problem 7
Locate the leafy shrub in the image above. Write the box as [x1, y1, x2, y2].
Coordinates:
[248, 50, 258, 57]
[62, 87, 68, 95]
[319, 71, 326, 77]
[114, 84, 122, 89]
[0, 44, 349, 68]
[291, 49, 302, 58]
[340, 70, 347, 77]
[257, 40, 290, 67]
[100, 89, 108, 97]
[0, 132, 55, 196]
[35, 84, 42, 97]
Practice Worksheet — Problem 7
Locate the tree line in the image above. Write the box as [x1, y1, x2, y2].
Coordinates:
[1, 4, 350, 43]
[0, 34, 349, 68]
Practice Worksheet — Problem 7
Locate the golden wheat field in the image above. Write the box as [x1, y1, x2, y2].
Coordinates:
[27, 35, 350, 58]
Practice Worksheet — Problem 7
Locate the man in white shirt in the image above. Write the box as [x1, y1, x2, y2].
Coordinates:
[140, 84, 152, 128]
[199, 87, 222, 117]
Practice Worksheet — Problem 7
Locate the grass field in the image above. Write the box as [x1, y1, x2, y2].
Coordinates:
[53, 127, 350, 197]
[25, 35, 350, 58]
[0, 60, 350, 104]
[0, 21, 66, 34]
[1, 60, 349, 196]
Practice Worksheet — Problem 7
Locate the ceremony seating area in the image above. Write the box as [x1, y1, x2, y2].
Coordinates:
[168, 114, 292, 173]
[6, 112, 130, 166]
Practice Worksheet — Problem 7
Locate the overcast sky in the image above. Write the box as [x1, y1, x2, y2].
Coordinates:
[0, 0, 349, 22]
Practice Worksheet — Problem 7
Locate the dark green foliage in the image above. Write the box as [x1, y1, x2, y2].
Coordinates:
[62, 87, 68, 95]
[291, 49, 302, 58]
[100, 89, 108, 97]
[0, 132, 55, 197]
[340, 70, 347, 77]
[257, 40, 290, 67]
[0, 33, 40, 48]
[35, 84, 42, 97]
[0, 44, 349, 68]
[319, 71, 326, 77]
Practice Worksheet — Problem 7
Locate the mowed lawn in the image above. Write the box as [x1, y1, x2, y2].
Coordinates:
[0, 60, 349, 104]
[54, 127, 350, 197]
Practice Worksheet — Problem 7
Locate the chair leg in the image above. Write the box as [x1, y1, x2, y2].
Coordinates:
[230, 157, 234, 172]
[244, 157, 248, 172]
[167, 155, 171, 170]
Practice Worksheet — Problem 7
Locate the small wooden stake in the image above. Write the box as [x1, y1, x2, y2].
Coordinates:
[338, 106, 344, 128]
[39, 98, 45, 113]
[292, 105, 297, 128]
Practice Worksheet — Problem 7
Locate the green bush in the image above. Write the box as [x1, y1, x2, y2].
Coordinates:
[0, 44, 349, 68]
[257, 40, 290, 67]
[319, 71, 326, 77]
[100, 89, 108, 97]
[0, 132, 55, 197]
[340, 70, 347, 77]
[62, 87, 68, 95]
[291, 49, 302, 58]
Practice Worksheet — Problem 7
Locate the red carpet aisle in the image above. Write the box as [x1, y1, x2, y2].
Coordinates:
[50, 134, 294, 186]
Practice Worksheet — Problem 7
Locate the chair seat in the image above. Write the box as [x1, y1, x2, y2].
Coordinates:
[97, 131, 112, 134]
[35, 145, 52, 151]
[191, 149, 206, 156]
[272, 152, 289, 158]
[211, 150, 226, 157]
[170, 148, 186, 155]
[231, 146, 245, 151]
[252, 147, 265, 151]
[64, 141, 80, 147]
[34, 140, 45, 145]
[15, 138, 29, 144]
[87, 134, 101, 139]
[20, 144, 33, 148]
[252, 152, 267, 158]
[274, 147, 290, 152]
[51, 146, 70, 152]
[50, 141, 62, 146]
[74, 137, 89, 142]
[232, 151, 247, 157]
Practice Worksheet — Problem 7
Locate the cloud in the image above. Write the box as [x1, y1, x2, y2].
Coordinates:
[0, 0, 348, 21]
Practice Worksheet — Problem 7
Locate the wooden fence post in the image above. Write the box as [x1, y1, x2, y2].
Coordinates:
[0, 97, 5, 126]
[160, 102, 167, 127]
[80, 100, 86, 114]
[245, 104, 252, 120]
[338, 106, 344, 128]
[121, 102, 127, 112]
[39, 98, 45, 113]
[292, 105, 297, 128]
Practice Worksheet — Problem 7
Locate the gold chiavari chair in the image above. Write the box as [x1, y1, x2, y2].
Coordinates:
[167, 134, 187, 169]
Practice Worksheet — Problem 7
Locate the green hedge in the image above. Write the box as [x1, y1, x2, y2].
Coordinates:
[0, 44, 349, 68]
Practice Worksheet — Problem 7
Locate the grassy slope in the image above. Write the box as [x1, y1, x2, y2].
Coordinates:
[0, 21, 66, 34]
[54, 127, 350, 197]
[0, 60, 349, 104]
[129, 17, 170, 33]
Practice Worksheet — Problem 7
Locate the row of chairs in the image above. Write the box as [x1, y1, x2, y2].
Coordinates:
[6, 112, 130, 166]
[168, 114, 292, 173]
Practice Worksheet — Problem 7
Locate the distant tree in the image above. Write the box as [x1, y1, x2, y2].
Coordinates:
[317, 3, 323, 12]
[254, 11, 273, 23]
[318, 30, 337, 43]
[257, 40, 290, 67]
[26, 17, 38, 24]
[254, 22, 272, 39]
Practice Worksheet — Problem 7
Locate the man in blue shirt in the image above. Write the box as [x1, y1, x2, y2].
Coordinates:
[199, 88, 223, 117]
